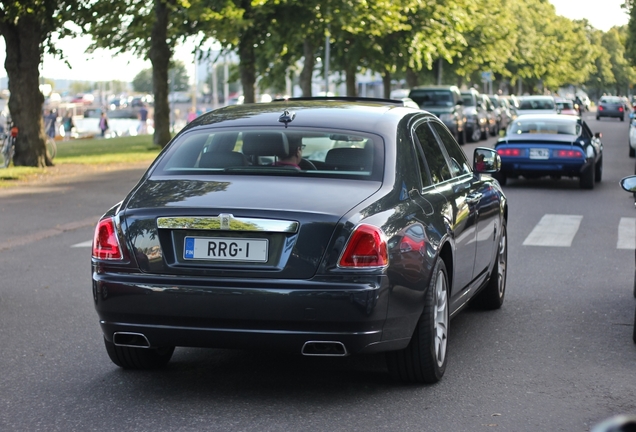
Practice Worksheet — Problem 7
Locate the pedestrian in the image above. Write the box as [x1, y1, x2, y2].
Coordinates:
[45, 109, 57, 139]
[99, 111, 109, 137]
[62, 112, 75, 141]
[187, 107, 197, 123]
[138, 103, 149, 134]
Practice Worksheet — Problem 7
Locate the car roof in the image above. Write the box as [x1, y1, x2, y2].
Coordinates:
[513, 113, 578, 122]
[184, 99, 431, 135]
[518, 95, 555, 100]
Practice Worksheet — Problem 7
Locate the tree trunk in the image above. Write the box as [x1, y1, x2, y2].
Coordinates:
[1, 16, 49, 167]
[382, 71, 391, 99]
[238, 36, 256, 103]
[238, 0, 256, 104]
[299, 39, 315, 97]
[149, 0, 173, 148]
[345, 63, 357, 97]
[406, 68, 418, 88]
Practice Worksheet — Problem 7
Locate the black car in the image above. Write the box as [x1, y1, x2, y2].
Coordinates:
[92, 98, 508, 383]
[597, 96, 626, 121]
[408, 86, 467, 144]
[460, 88, 489, 142]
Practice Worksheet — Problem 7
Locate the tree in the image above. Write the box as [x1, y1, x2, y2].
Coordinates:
[132, 68, 153, 93]
[0, 0, 89, 167]
[80, 0, 206, 147]
[133, 61, 189, 93]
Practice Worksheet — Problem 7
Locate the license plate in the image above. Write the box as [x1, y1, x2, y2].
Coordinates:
[529, 148, 550, 159]
[184, 237, 268, 262]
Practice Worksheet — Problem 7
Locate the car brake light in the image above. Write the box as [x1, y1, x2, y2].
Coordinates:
[497, 148, 521, 156]
[339, 224, 388, 268]
[556, 149, 582, 158]
[619, 107, 624, 112]
[92, 217, 123, 260]
[598, 106, 604, 111]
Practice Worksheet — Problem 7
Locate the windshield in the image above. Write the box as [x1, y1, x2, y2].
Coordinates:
[556, 101, 573, 109]
[461, 94, 476, 106]
[153, 128, 383, 181]
[508, 119, 581, 135]
[409, 90, 454, 107]
[518, 98, 556, 110]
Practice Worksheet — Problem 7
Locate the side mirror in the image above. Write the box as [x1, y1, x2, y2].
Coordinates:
[594, 132, 602, 139]
[473, 147, 501, 174]
[620, 175, 636, 193]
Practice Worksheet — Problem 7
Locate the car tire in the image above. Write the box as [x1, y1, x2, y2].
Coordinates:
[104, 337, 174, 369]
[473, 221, 507, 310]
[579, 164, 595, 189]
[596, 116, 600, 120]
[621, 116, 625, 122]
[459, 128, 467, 145]
[469, 127, 481, 143]
[386, 258, 449, 384]
[633, 306, 636, 344]
[595, 156, 602, 182]
[629, 146, 635, 158]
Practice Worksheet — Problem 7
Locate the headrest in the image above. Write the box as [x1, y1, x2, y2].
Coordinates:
[242, 132, 289, 156]
[198, 151, 248, 168]
[325, 147, 373, 171]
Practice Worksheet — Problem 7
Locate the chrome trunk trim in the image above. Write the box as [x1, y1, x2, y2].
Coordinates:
[157, 215, 299, 233]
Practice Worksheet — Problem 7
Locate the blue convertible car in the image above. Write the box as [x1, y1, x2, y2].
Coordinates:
[494, 114, 603, 189]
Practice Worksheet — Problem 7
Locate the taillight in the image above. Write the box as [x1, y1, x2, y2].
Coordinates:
[92, 217, 123, 260]
[497, 148, 521, 156]
[619, 106, 624, 112]
[339, 224, 388, 268]
[598, 106, 604, 111]
[556, 149, 583, 158]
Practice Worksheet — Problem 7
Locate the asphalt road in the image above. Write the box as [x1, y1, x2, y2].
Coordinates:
[0, 112, 635, 431]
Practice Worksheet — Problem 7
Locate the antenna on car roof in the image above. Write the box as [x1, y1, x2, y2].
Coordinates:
[279, 110, 295, 128]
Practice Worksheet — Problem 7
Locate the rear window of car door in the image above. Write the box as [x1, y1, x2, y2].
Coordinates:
[429, 122, 471, 177]
[414, 122, 452, 185]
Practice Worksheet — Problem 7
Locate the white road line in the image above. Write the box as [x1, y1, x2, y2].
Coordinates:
[522, 214, 583, 247]
[617, 217, 636, 250]
[71, 240, 93, 248]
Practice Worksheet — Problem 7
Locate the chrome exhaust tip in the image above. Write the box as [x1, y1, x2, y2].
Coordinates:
[113, 332, 151, 348]
[301, 341, 348, 357]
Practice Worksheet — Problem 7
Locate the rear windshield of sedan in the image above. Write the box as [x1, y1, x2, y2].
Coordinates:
[518, 98, 556, 110]
[152, 128, 383, 180]
[508, 119, 581, 135]
[409, 90, 454, 107]
[600, 96, 622, 104]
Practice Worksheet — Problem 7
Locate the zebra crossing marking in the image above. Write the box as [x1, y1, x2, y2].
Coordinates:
[617, 217, 636, 250]
[522, 214, 583, 247]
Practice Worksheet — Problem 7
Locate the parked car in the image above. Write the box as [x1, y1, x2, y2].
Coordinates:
[596, 96, 626, 121]
[409, 85, 467, 144]
[554, 98, 579, 116]
[494, 114, 603, 189]
[480, 94, 500, 136]
[487, 94, 513, 131]
[91, 98, 508, 384]
[460, 88, 489, 142]
[629, 113, 636, 158]
[619, 175, 636, 344]
[516, 95, 557, 116]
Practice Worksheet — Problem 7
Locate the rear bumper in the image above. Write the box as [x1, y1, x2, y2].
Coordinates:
[500, 158, 592, 177]
[92, 271, 409, 355]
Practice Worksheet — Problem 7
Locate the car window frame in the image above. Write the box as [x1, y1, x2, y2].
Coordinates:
[428, 121, 473, 179]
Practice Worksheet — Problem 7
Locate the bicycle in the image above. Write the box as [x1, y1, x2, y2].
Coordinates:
[44, 119, 57, 160]
[1, 121, 17, 168]
[46, 135, 57, 160]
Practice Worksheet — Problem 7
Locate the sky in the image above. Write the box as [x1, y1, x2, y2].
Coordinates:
[0, 0, 631, 83]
